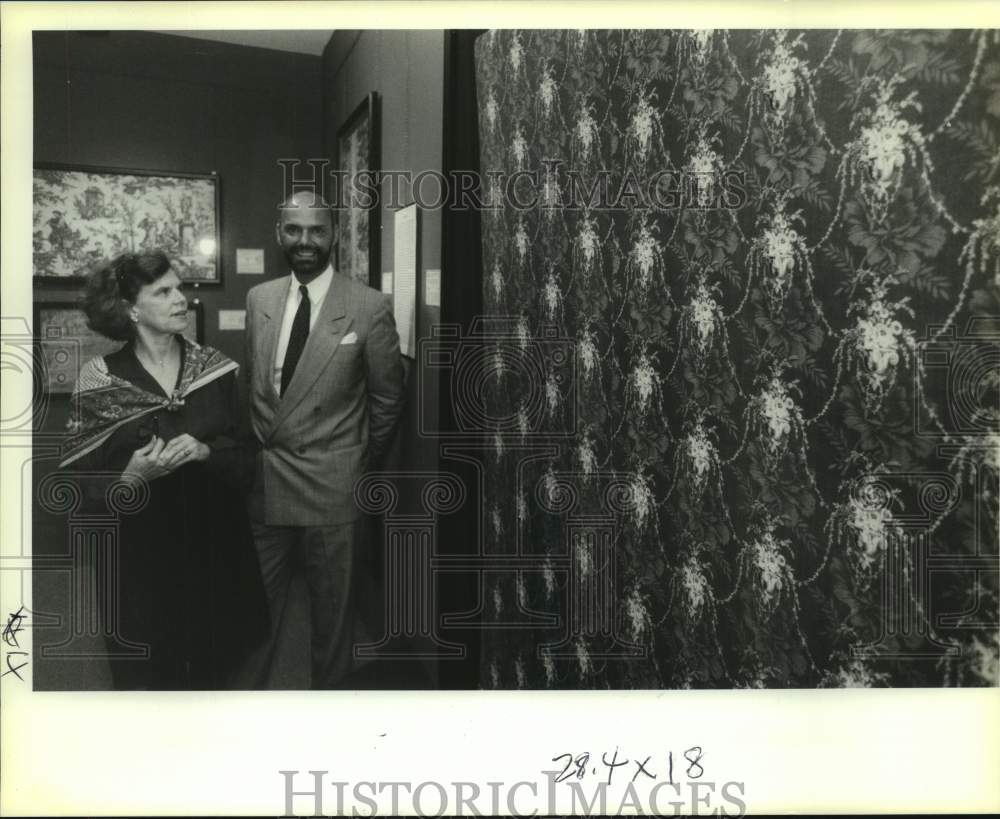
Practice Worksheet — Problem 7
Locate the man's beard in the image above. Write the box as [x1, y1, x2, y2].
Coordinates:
[285, 245, 331, 278]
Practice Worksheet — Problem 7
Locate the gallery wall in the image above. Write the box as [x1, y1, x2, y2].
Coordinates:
[324, 30, 444, 462]
[323, 30, 444, 293]
[322, 30, 444, 498]
[32, 28, 457, 689]
[322, 30, 451, 685]
[31, 31, 326, 688]
[33, 30, 325, 372]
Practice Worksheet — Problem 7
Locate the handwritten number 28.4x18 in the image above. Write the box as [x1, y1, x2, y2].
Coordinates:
[551, 747, 704, 786]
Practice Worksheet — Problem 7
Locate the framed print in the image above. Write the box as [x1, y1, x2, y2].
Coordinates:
[33, 163, 221, 285]
[34, 300, 204, 395]
[336, 92, 380, 286]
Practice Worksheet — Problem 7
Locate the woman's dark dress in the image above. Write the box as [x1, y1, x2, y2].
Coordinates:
[74, 337, 268, 689]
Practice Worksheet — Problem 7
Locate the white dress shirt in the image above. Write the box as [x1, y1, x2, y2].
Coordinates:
[272, 264, 334, 396]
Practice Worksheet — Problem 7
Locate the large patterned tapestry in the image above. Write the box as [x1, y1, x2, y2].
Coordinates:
[474, 30, 1000, 688]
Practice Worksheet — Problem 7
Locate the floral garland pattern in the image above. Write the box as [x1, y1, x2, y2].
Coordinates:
[474, 30, 1000, 688]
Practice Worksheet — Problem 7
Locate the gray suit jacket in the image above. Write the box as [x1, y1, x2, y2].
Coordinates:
[246, 272, 404, 526]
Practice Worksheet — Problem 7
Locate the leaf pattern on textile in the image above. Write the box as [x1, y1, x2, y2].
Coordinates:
[475, 29, 1000, 688]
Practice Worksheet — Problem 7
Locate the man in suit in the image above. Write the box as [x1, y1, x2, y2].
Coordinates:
[243, 190, 404, 688]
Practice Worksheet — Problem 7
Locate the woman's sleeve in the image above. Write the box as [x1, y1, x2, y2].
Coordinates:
[203, 370, 259, 494]
[61, 358, 135, 511]
[64, 442, 106, 510]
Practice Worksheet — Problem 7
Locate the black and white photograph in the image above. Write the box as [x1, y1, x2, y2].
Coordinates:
[2, 3, 999, 817]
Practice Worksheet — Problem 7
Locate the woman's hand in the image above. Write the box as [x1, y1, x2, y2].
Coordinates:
[122, 434, 209, 484]
[123, 436, 175, 483]
[159, 433, 211, 469]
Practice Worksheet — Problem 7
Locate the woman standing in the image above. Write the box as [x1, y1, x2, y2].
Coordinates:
[60, 250, 268, 689]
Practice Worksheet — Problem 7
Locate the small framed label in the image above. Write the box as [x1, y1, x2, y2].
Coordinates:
[218, 309, 246, 331]
[236, 248, 264, 275]
[424, 268, 440, 307]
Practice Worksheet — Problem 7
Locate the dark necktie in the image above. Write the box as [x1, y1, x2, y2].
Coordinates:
[280, 284, 310, 396]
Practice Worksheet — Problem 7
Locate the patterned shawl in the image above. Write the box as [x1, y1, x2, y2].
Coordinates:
[59, 339, 239, 468]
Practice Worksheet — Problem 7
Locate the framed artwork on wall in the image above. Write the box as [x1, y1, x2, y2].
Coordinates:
[33, 163, 221, 286]
[34, 300, 204, 395]
[336, 92, 380, 287]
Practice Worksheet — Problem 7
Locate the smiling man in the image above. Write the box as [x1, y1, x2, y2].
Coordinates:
[241, 190, 404, 689]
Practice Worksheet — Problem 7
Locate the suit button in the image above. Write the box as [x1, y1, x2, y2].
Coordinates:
[313, 406, 320, 413]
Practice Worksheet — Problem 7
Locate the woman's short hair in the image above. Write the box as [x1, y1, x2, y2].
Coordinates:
[83, 251, 172, 341]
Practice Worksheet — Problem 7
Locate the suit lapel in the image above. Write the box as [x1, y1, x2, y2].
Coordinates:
[257, 280, 287, 408]
[269, 274, 351, 432]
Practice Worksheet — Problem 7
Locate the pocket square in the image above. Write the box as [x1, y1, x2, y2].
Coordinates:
[340, 331, 358, 346]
